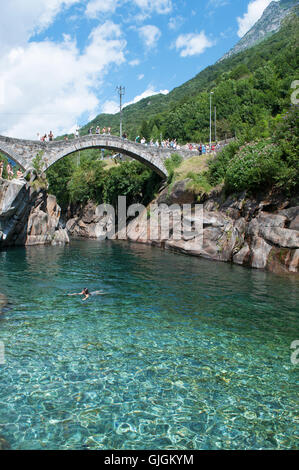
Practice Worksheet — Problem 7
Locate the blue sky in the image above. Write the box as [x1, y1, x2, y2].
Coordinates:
[0, 0, 277, 139]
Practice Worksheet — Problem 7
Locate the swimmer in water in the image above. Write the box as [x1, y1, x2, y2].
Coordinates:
[67, 288, 105, 301]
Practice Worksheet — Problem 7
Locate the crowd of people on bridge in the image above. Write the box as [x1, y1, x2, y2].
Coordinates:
[134, 136, 221, 154]
[33, 125, 224, 156]
[88, 126, 112, 136]
[37, 131, 54, 142]
[134, 136, 180, 149]
[0, 160, 24, 180]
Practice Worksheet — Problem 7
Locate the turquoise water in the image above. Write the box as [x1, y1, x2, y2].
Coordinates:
[0, 240, 298, 450]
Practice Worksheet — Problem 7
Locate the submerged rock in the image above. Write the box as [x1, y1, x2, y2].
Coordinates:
[0, 435, 10, 450]
[0, 293, 7, 315]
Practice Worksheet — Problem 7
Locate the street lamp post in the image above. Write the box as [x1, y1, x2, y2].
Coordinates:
[209, 91, 214, 149]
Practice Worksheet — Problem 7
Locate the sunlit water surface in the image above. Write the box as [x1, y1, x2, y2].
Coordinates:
[0, 240, 298, 450]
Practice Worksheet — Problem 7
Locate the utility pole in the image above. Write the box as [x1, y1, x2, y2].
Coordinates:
[76, 124, 80, 167]
[214, 106, 217, 143]
[116, 86, 125, 137]
[209, 91, 213, 149]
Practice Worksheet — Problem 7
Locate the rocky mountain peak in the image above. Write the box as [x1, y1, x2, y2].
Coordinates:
[219, 0, 298, 62]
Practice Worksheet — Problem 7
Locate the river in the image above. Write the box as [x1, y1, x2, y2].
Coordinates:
[0, 240, 298, 450]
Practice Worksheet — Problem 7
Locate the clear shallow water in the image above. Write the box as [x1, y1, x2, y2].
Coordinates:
[0, 240, 298, 450]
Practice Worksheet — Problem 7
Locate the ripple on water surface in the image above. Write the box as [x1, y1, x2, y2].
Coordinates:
[0, 240, 298, 450]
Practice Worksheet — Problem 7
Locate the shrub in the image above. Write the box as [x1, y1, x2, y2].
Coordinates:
[224, 140, 282, 193]
[103, 160, 160, 208]
[186, 171, 212, 198]
[208, 140, 242, 185]
[68, 158, 105, 204]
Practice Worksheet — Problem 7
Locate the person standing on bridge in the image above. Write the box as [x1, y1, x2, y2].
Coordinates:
[48, 131, 54, 141]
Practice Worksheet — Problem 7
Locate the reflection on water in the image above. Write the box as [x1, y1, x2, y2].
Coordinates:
[0, 240, 298, 450]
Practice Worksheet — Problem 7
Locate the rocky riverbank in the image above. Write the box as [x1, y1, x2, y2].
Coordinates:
[0, 178, 69, 248]
[66, 180, 299, 274]
[123, 180, 299, 274]
[1, 176, 298, 274]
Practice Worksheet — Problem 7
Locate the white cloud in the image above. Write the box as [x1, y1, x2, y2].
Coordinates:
[129, 59, 141, 66]
[138, 74, 145, 80]
[237, 0, 278, 38]
[168, 16, 185, 31]
[175, 31, 214, 57]
[133, 0, 172, 15]
[124, 87, 169, 107]
[138, 25, 161, 48]
[0, 21, 127, 139]
[0, 0, 80, 50]
[207, 0, 229, 8]
[85, 0, 172, 19]
[101, 100, 120, 114]
[85, 0, 120, 18]
[101, 86, 169, 114]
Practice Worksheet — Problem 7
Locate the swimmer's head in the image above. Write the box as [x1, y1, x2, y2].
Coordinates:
[83, 288, 89, 294]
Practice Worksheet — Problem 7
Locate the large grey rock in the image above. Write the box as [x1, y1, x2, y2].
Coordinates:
[250, 236, 273, 269]
[66, 201, 115, 240]
[233, 242, 250, 265]
[157, 179, 196, 205]
[289, 215, 299, 231]
[260, 226, 299, 249]
[278, 206, 299, 222]
[289, 249, 299, 273]
[0, 179, 69, 247]
[246, 211, 298, 249]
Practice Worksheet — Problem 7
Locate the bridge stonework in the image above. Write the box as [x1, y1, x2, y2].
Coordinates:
[0, 135, 197, 179]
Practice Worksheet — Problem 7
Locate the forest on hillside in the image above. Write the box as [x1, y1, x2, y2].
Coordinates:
[78, 11, 298, 144]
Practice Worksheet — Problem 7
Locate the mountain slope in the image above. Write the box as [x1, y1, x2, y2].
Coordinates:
[76, 8, 298, 142]
[219, 0, 298, 62]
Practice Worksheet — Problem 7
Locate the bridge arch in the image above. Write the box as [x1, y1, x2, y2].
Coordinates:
[44, 136, 169, 178]
[0, 142, 26, 170]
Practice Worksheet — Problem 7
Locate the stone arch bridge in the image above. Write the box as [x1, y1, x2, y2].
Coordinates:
[0, 134, 197, 179]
